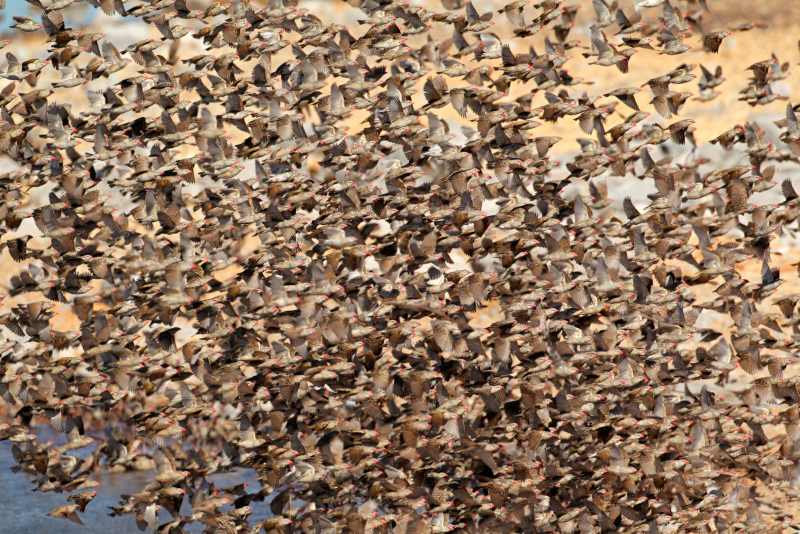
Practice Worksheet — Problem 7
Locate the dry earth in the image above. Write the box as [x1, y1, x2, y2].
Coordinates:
[1, 0, 797, 339]
[2, 0, 800, 529]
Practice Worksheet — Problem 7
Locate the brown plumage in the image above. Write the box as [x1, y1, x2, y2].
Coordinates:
[0, 2, 797, 533]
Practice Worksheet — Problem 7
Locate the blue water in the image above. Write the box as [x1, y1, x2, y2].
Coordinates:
[0, 439, 272, 532]
[0, 442, 148, 533]
[2, 0, 34, 21]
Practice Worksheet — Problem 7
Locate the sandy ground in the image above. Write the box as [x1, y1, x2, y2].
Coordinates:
[0, 0, 797, 324]
[2, 0, 800, 529]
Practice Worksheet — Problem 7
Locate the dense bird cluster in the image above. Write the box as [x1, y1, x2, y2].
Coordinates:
[2, 0, 800, 532]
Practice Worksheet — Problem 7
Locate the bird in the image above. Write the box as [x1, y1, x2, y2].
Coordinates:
[47, 504, 83, 525]
[0, 0, 797, 533]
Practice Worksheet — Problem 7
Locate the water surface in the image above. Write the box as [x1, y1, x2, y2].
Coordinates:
[0, 442, 150, 533]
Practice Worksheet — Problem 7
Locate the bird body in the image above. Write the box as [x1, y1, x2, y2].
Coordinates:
[0, 1, 797, 533]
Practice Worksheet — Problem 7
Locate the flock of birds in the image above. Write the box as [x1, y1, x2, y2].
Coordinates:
[2, 0, 800, 531]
